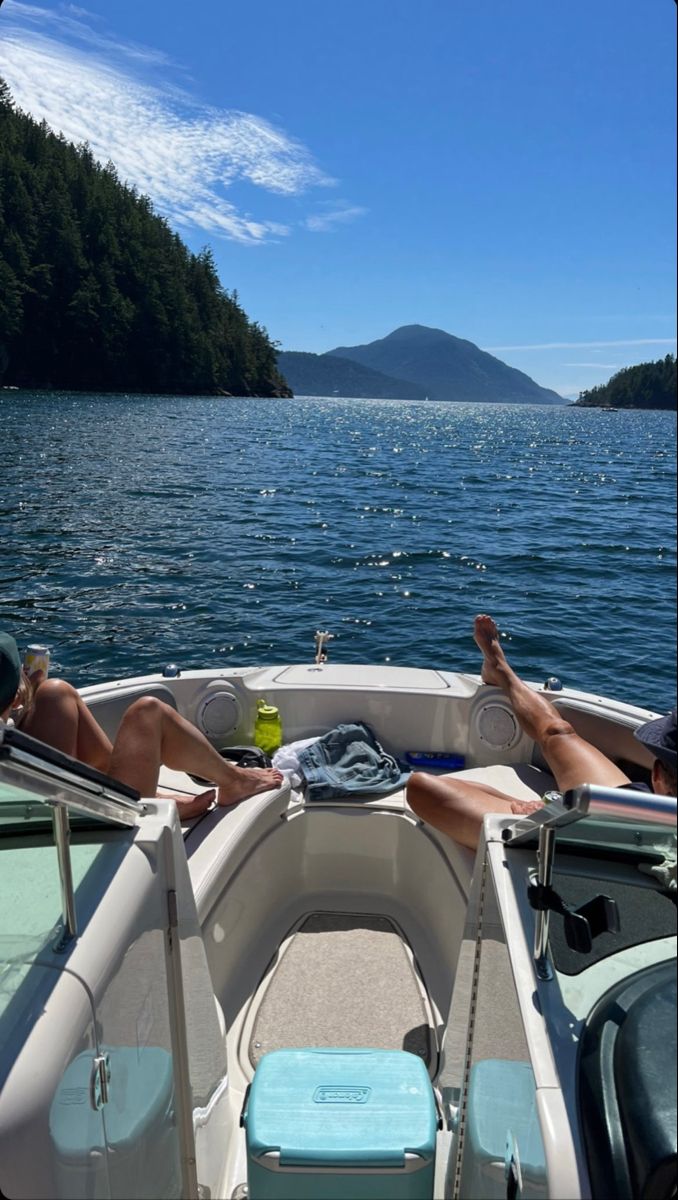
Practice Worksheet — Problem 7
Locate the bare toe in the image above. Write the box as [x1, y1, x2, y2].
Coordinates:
[217, 767, 284, 807]
[473, 613, 499, 652]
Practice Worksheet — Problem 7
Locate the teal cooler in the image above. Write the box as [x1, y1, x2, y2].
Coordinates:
[50, 1046, 181, 1200]
[244, 1048, 437, 1200]
[459, 1060, 547, 1199]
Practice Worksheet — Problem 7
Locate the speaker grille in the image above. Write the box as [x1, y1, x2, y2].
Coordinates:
[477, 704, 519, 749]
[198, 691, 240, 740]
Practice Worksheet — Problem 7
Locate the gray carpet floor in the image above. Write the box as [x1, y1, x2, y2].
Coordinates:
[249, 913, 433, 1067]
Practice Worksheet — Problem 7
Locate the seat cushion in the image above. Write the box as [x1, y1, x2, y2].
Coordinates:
[444, 763, 556, 802]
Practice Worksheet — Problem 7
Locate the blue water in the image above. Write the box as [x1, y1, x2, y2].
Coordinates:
[0, 393, 675, 712]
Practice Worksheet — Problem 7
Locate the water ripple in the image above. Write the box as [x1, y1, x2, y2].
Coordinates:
[0, 393, 675, 711]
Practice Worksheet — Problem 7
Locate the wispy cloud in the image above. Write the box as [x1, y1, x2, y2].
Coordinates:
[4, 1, 176, 68]
[0, 2, 341, 243]
[561, 363, 621, 369]
[484, 338, 677, 352]
[305, 204, 368, 232]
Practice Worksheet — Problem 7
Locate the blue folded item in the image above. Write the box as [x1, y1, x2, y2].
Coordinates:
[298, 722, 410, 802]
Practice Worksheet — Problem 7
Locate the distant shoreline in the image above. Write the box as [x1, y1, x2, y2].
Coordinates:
[0, 385, 287, 398]
[1, 386, 570, 404]
[3, 388, 673, 409]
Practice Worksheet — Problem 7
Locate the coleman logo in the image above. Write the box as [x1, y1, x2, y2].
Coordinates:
[313, 1085, 371, 1104]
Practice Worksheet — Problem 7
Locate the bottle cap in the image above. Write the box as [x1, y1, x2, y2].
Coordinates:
[257, 700, 279, 720]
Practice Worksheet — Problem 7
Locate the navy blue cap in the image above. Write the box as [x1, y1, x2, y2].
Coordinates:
[0, 633, 22, 713]
[634, 707, 677, 772]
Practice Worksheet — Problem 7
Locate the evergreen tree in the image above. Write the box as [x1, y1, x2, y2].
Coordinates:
[0, 79, 291, 397]
[575, 356, 676, 410]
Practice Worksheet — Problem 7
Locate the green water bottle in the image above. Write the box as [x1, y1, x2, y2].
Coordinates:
[254, 699, 282, 755]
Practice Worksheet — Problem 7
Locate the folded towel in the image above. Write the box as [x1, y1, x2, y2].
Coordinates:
[272, 736, 321, 788]
[298, 722, 410, 802]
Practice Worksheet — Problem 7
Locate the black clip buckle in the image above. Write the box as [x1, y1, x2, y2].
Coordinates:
[528, 882, 620, 954]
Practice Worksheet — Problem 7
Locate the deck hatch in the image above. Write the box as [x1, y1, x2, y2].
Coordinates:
[272, 664, 449, 689]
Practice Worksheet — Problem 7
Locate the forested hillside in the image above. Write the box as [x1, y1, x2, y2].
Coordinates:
[0, 80, 290, 396]
[277, 350, 427, 399]
[575, 355, 676, 409]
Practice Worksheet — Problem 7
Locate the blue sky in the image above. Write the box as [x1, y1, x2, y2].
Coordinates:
[0, 0, 675, 398]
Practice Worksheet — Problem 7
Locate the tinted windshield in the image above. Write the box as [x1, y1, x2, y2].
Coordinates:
[0, 723, 140, 836]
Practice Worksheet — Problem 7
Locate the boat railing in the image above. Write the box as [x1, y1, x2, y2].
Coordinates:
[502, 784, 677, 980]
[504, 783, 677, 849]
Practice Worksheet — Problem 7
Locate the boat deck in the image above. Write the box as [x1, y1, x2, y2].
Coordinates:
[246, 911, 435, 1067]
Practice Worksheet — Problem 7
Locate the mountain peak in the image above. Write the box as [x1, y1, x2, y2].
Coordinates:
[388, 323, 453, 338]
[325, 324, 562, 404]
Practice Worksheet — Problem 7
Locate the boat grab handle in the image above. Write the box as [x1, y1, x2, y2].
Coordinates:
[503, 783, 676, 848]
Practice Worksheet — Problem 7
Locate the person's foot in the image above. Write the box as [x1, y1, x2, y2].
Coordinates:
[473, 614, 509, 687]
[156, 787, 216, 820]
[509, 798, 544, 816]
[217, 766, 284, 807]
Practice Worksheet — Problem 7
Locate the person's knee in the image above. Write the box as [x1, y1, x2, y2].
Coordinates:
[406, 772, 438, 818]
[120, 696, 179, 739]
[32, 678, 78, 710]
[541, 715, 577, 747]
[123, 695, 167, 725]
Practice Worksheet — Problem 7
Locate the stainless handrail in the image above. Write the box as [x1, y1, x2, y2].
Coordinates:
[532, 824, 556, 980]
[503, 783, 677, 847]
[577, 783, 677, 826]
[52, 806, 78, 951]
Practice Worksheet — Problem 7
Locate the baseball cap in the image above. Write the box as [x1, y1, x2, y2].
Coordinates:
[634, 707, 677, 772]
[0, 633, 22, 714]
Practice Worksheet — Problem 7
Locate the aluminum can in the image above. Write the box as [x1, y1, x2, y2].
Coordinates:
[23, 644, 50, 679]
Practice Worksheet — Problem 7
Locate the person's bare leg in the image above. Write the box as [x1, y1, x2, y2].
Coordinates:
[22, 684, 222, 820]
[473, 614, 630, 792]
[407, 772, 542, 851]
[21, 679, 113, 772]
[108, 697, 283, 807]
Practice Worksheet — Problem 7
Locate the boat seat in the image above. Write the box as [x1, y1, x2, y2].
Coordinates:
[157, 763, 292, 831]
[440, 762, 557, 802]
[282, 764, 554, 903]
[289, 762, 557, 813]
[157, 764, 209, 800]
[160, 763, 555, 924]
[182, 779, 292, 922]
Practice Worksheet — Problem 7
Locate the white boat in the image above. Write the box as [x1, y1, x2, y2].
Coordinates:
[0, 641, 675, 1200]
